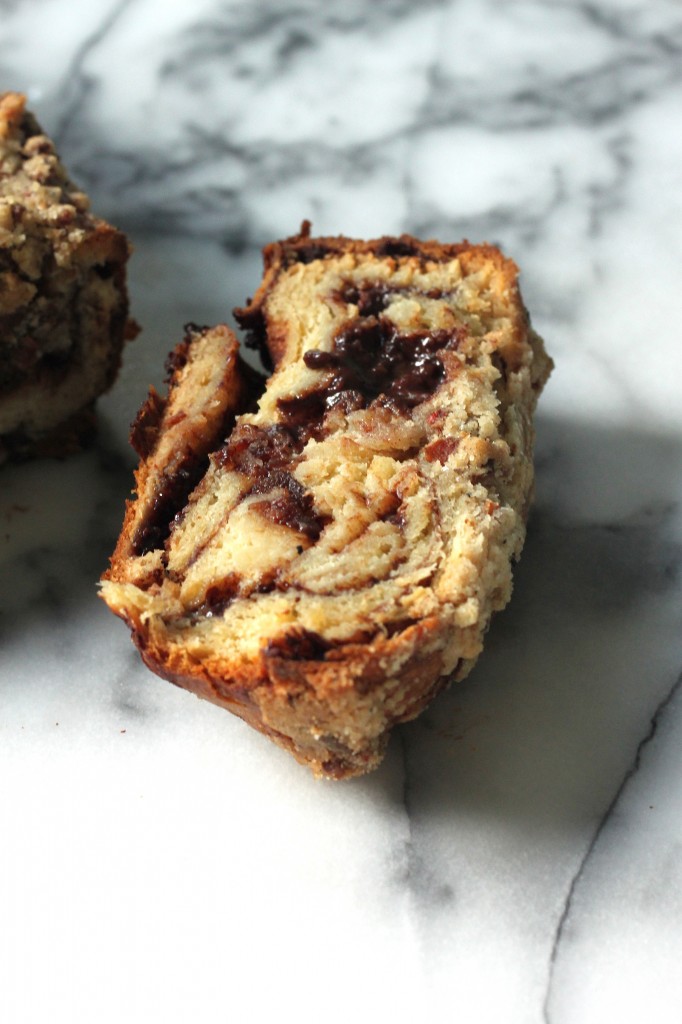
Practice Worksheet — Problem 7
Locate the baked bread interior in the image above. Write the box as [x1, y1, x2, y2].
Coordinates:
[101, 226, 552, 778]
[0, 91, 135, 462]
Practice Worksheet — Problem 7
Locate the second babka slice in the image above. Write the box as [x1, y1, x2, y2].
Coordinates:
[0, 92, 135, 462]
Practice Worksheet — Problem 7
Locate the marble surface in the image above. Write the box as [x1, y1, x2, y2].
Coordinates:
[2, 1, 682, 1021]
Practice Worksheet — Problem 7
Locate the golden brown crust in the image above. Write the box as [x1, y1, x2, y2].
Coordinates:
[102, 229, 552, 778]
[0, 91, 135, 462]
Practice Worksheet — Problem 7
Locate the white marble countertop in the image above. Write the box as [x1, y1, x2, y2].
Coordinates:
[2, 2, 682, 1021]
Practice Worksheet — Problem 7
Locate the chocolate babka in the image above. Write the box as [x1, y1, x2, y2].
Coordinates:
[101, 226, 552, 778]
[0, 92, 134, 461]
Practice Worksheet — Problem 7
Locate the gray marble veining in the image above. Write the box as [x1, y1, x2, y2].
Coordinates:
[2, 2, 682, 1022]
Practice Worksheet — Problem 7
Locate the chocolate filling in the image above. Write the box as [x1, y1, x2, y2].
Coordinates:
[279, 316, 462, 424]
[194, 574, 241, 618]
[132, 461, 206, 556]
[374, 239, 421, 259]
[130, 389, 166, 460]
[264, 628, 332, 661]
[215, 421, 299, 475]
[190, 568, 293, 619]
[250, 473, 327, 539]
[214, 423, 329, 540]
[334, 281, 396, 317]
[234, 304, 273, 373]
[334, 281, 453, 319]
[292, 243, 333, 266]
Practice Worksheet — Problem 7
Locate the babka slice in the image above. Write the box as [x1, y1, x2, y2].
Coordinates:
[101, 226, 552, 779]
[0, 91, 135, 462]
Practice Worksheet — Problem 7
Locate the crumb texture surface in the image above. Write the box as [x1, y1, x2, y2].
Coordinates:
[0, 91, 133, 461]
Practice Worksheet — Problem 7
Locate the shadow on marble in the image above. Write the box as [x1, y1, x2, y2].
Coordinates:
[394, 413, 682, 835]
[0, 423, 131, 637]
